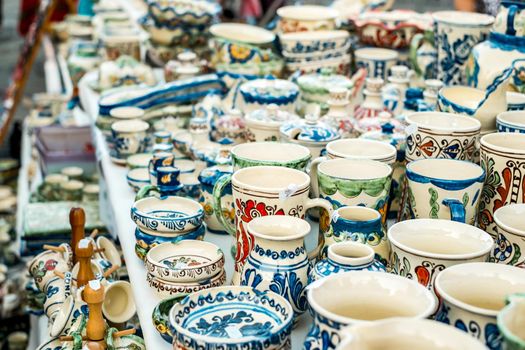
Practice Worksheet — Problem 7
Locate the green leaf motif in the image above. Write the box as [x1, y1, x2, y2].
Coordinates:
[318, 172, 391, 198]
[428, 187, 439, 219]
[462, 192, 469, 207]
[510, 243, 522, 266]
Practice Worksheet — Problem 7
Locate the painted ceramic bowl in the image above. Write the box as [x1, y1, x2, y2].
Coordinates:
[169, 286, 294, 350]
[152, 295, 186, 343]
[279, 30, 350, 55]
[127, 168, 150, 192]
[277, 5, 339, 33]
[127, 153, 153, 169]
[147, 0, 220, 26]
[285, 54, 351, 75]
[507, 91, 525, 111]
[239, 79, 299, 113]
[210, 23, 275, 47]
[139, 15, 209, 47]
[131, 196, 204, 234]
[145, 240, 225, 283]
[146, 269, 226, 299]
[496, 111, 525, 133]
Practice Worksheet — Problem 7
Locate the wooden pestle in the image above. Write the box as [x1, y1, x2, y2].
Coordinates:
[83, 280, 106, 344]
[70, 207, 86, 264]
[76, 238, 95, 288]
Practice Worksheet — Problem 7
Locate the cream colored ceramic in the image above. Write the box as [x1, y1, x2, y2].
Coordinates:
[43, 274, 74, 319]
[389, 219, 493, 292]
[435, 263, 525, 350]
[498, 294, 525, 350]
[277, 5, 339, 33]
[493, 204, 525, 267]
[82, 184, 99, 201]
[49, 294, 88, 337]
[146, 269, 226, 299]
[60, 180, 84, 201]
[245, 105, 300, 142]
[111, 119, 149, 160]
[28, 246, 73, 292]
[94, 236, 121, 268]
[316, 138, 397, 163]
[209, 23, 275, 45]
[354, 47, 399, 80]
[230, 142, 311, 171]
[102, 280, 136, 324]
[61, 166, 83, 180]
[110, 106, 145, 120]
[496, 110, 525, 133]
[336, 318, 488, 350]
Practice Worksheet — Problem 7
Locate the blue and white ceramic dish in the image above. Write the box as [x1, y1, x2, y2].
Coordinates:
[127, 168, 150, 192]
[496, 111, 525, 133]
[169, 286, 294, 350]
[279, 30, 349, 55]
[239, 79, 299, 113]
[131, 196, 204, 234]
[147, 0, 220, 26]
[507, 91, 525, 111]
[152, 295, 186, 344]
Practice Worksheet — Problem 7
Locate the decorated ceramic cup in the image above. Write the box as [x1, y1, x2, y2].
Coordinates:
[496, 111, 525, 133]
[492, 204, 525, 267]
[389, 219, 493, 292]
[102, 280, 136, 324]
[498, 294, 525, 350]
[354, 47, 399, 80]
[277, 5, 339, 33]
[111, 119, 149, 161]
[230, 142, 311, 171]
[435, 263, 525, 350]
[43, 273, 74, 318]
[406, 158, 485, 224]
[49, 294, 88, 337]
[405, 112, 481, 162]
[478, 133, 525, 236]
[28, 245, 73, 292]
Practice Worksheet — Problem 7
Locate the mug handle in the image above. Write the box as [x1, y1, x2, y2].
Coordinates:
[309, 156, 327, 199]
[213, 174, 236, 237]
[442, 198, 466, 223]
[304, 197, 333, 260]
[409, 33, 424, 77]
[135, 185, 160, 201]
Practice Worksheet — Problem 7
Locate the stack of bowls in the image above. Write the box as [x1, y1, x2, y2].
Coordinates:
[131, 196, 205, 260]
[279, 30, 351, 74]
[145, 240, 226, 299]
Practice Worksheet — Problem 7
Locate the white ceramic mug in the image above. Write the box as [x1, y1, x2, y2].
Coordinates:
[354, 47, 399, 80]
[111, 119, 149, 160]
[493, 203, 525, 267]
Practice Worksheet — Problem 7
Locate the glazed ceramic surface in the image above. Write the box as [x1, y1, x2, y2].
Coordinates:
[507, 92, 525, 111]
[296, 69, 354, 111]
[102, 280, 136, 324]
[111, 119, 149, 160]
[435, 263, 525, 350]
[478, 133, 525, 236]
[198, 165, 234, 234]
[279, 30, 349, 55]
[405, 111, 481, 162]
[319, 139, 398, 164]
[169, 286, 294, 350]
[245, 105, 300, 142]
[277, 5, 338, 33]
[239, 79, 299, 114]
[493, 204, 525, 267]
[127, 153, 153, 169]
[43, 274, 74, 318]
[146, 269, 226, 299]
[230, 142, 311, 171]
[28, 246, 73, 292]
[389, 219, 493, 292]
[305, 271, 436, 350]
[152, 295, 185, 344]
[126, 167, 150, 192]
[240, 216, 311, 317]
[147, 0, 220, 26]
[406, 159, 485, 224]
[497, 111, 525, 133]
[213, 166, 332, 285]
[498, 294, 525, 350]
[50, 295, 88, 337]
[354, 47, 399, 80]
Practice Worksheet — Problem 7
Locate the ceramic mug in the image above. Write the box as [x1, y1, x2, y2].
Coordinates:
[406, 158, 485, 224]
[405, 111, 481, 162]
[305, 271, 436, 350]
[198, 165, 234, 234]
[498, 294, 525, 350]
[478, 133, 525, 236]
[354, 47, 399, 80]
[230, 142, 311, 171]
[43, 273, 74, 319]
[28, 246, 73, 292]
[435, 262, 525, 350]
[111, 119, 149, 160]
[213, 165, 333, 285]
[241, 215, 312, 317]
[148, 152, 174, 186]
[496, 111, 525, 133]
[389, 219, 493, 292]
[49, 294, 88, 337]
[432, 11, 493, 85]
[102, 280, 136, 324]
[492, 204, 525, 267]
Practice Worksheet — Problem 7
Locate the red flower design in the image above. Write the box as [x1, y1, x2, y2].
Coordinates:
[236, 199, 285, 223]
[494, 168, 512, 212]
[415, 265, 430, 287]
[44, 259, 58, 271]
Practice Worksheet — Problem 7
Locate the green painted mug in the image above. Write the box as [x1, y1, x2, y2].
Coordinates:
[230, 142, 311, 171]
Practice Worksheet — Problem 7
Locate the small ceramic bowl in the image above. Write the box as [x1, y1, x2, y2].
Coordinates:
[127, 168, 150, 192]
[146, 269, 226, 299]
[127, 153, 153, 169]
[147, 0, 220, 26]
[506, 91, 525, 111]
[210, 23, 275, 46]
[95, 236, 121, 268]
[152, 295, 186, 344]
[239, 79, 299, 114]
[169, 286, 294, 350]
[146, 240, 225, 283]
[131, 196, 204, 234]
[496, 111, 525, 133]
[279, 30, 349, 55]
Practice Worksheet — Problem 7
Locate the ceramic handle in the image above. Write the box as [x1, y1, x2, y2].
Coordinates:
[442, 198, 466, 223]
[309, 156, 327, 199]
[213, 174, 236, 237]
[409, 33, 425, 77]
[135, 185, 160, 201]
[304, 197, 333, 260]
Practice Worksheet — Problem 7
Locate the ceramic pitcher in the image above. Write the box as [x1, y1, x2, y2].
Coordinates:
[240, 215, 312, 317]
[213, 166, 333, 285]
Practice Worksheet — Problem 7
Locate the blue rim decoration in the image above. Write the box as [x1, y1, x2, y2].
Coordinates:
[406, 159, 485, 191]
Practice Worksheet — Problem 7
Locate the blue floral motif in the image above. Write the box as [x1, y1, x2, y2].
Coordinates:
[269, 272, 307, 314]
[304, 312, 343, 350]
[435, 303, 451, 324]
[189, 311, 273, 338]
[46, 285, 59, 298]
[484, 323, 502, 350]
[254, 244, 306, 260]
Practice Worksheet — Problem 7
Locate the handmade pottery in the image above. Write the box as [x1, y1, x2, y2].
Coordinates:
[354, 47, 399, 80]
[389, 219, 493, 293]
[36, 337, 69, 350]
[95, 56, 156, 91]
[230, 142, 311, 171]
[82, 184, 99, 202]
[106, 328, 146, 350]
[210, 109, 246, 145]
[336, 318, 488, 350]
[152, 295, 185, 344]
[146, 269, 226, 299]
[127, 153, 152, 169]
[43, 273, 74, 318]
[28, 246, 73, 292]
[405, 111, 481, 162]
[49, 294, 88, 337]
[409, 29, 438, 80]
[169, 286, 294, 350]
[39, 174, 69, 201]
[147, 152, 174, 186]
[147, 0, 220, 26]
[435, 263, 525, 350]
[139, 166, 185, 197]
[310, 241, 386, 283]
[305, 271, 436, 350]
[245, 104, 300, 142]
[496, 111, 525, 133]
[354, 78, 385, 120]
[320, 87, 355, 139]
[146, 240, 224, 283]
[6, 331, 29, 350]
[210, 22, 274, 46]
[93, 236, 121, 268]
[213, 166, 333, 284]
[131, 196, 204, 234]
[277, 5, 339, 33]
[67, 42, 101, 85]
[406, 159, 485, 224]
[61, 166, 83, 180]
[240, 216, 312, 317]
[239, 79, 299, 114]
[60, 180, 84, 201]
[102, 280, 136, 323]
[111, 119, 149, 162]
[478, 133, 525, 236]
[198, 165, 234, 234]
[498, 294, 525, 350]
[126, 167, 150, 192]
[432, 11, 493, 85]
[492, 204, 525, 267]
[314, 138, 398, 164]
[279, 30, 349, 55]
[507, 92, 525, 111]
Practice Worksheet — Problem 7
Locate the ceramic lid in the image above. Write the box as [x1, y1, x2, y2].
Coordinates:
[246, 104, 300, 127]
[360, 122, 406, 152]
[297, 68, 353, 95]
[198, 165, 233, 186]
[239, 79, 299, 104]
[280, 114, 340, 143]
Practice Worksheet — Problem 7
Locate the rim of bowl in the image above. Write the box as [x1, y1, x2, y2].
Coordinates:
[132, 196, 203, 221]
[247, 215, 311, 241]
[494, 204, 525, 237]
[405, 111, 481, 133]
[497, 111, 525, 128]
[354, 47, 398, 60]
[480, 132, 525, 155]
[210, 23, 275, 44]
[232, 165, 310, 192]
[326, 139, 397, 163]
[231, 142, 311, 163]
[279, 30, 349, 41]
[432, 11, 494, 26]
[318, 158, 393, 180]
[146, 240, 224, 271]
[405, 158, 485, 183]
[277, 5, 339, 21]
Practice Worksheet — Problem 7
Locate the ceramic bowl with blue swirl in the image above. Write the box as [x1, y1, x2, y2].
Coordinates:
[496, 111, 525, 133]
[147, 0, 220, 26]
[239, 79, 299, 114]
[279, 30, 349, 55]
[126, 168, 150, 192]
[131, 196, 204, 234]
[169, 286, 294, 350]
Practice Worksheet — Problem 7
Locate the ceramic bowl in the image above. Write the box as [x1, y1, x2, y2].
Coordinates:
[239, 79, 299, 114]
[230, 142, 311, 171]
[354, 47, 398, 80]
[279, 30, 350, 55]
[507, 91, 525, 111]
[127, 168, 150, 192]
[493, 204, 525, 266]
[498, 294, 525, 350]
[146, 240, 225, 283]
[152, 295, 186, 344]
[146, 269, 226, 299]
[214, 59, 285, 78]
[147, 0, 220, 26]
[285, 54, 351, 75]
[139, 15, 208, 47]
[131, 196, 204, 234]
[95, 236, 121, 268]
[127, 153, 153, 169]
[209, 23, 275, 47]
[277, 5, 339, 33]
[169, 286, 294, 350]
[336, 318, 488, 350]
[496, 111, 525, 133]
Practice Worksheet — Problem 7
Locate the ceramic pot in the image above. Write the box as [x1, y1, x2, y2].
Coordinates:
[277, 5, 338, 33]
[279, 30, 349, 55]
[146, 269, 226, 299]
[213, 166, 333, 285]
[354, 47, 399, 80]
[111, 119, 149, 162]
[492, 204, 525, 267]
[305, 271, 436, 350]
[230, 142, 311, 171]
[478, 133, 525, 236]
[198, 165, 234, 234]
[240, 216, 312, 317]
[148, 152, 174, 186]
[496, 111, 525, 133]
[409, 30, 438, 80]
[389, 219, 493, 293]
[49, 294, 88, 337]
[245, 105, 300, 142]
[435, 263, 525, 350]
[239, 79, 299, 114]
[406, 158, 485, 224]
[405, 111, 481, 162]
[498, 294, 525, 350]
[310, 241, 386, 283]
[432, 11, 493, 85]
[102, 280, 136, 324]
[82, 184, 99, 202]
[60, 180, 84, 201]
[336, 318, 488, 350]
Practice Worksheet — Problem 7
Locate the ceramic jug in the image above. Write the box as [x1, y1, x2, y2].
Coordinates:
[213, 166, 333, 285]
